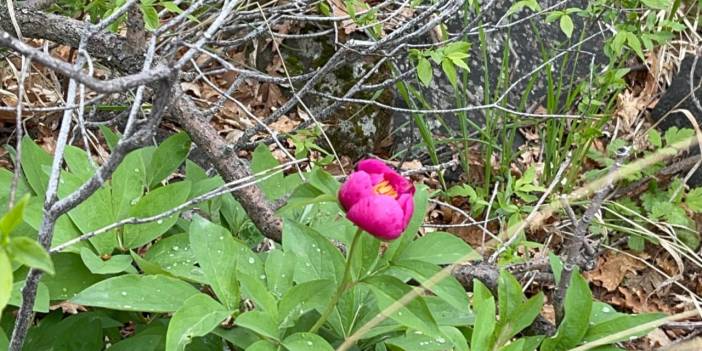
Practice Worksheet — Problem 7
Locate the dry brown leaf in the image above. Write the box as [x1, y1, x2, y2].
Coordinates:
[50, 301, 87, 314]
[586, 251, 646, 291]
[270, 115, 299, 133]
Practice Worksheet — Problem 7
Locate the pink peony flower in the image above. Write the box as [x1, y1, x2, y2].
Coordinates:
[338, 159, 415, 240]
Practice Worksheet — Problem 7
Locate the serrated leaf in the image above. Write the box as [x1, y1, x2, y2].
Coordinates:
[648, 129, 662, 148]
[166, 293, 230, 351]
[71, 274, 199, 312]
[685, 188, 702, 212]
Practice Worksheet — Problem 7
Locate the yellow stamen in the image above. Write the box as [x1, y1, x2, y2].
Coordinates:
[373, 180, 398, 198]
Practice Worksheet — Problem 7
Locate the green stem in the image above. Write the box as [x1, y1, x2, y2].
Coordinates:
[309, 228, 363, 333]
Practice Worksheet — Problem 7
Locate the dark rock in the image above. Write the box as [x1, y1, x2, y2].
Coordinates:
[649, 54, 702, 185]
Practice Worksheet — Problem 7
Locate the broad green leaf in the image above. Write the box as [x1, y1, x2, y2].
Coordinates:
[541, 272, 592, 351]
[25, 312, 104, 350]
[583, 313, 665, 343]
[123, 181, 191, 249]
[392, 260, 469, 311]
[214, 327, 261, 350]
[648, 129, 662, 148]
[424, 296, 473, 326]
[63, 145, 94, 181]
[147, 132, 191, 188]
[283, 220, 344, 284]
[80, 247, 132, 274]
[308, 168, 340, 195]
[282, 333, 334, 351]
[496, 292, 544, 345]
[441, 59, 458, 88]
[498, 269, 526, 320]
[71, 274, 199, 312]
[246, 340, 278, 351]
[239, 273, 277, 315]
[112, 150, 146, 219]
[0, 329, 7, 350]
[278, 279, 335, 328]
[144, 233, 205, 283]
[140, 4, 160, 30]
[0, 168, 29, 202]
[559, 14, 574, 38]
[397, 231, 478, 264]
[363, 275, 440, 336]
[236, 311, 280, 341]
[471, 280, 496, 351]
[265, 249, 295, 298]
[40, 253, 103, 300]
[0, 250, 12, 314]
[625, 32, 644, 60]
[251, 144, 285, 200]
[110, 334, 161, 351]
[20, 136, 52, 195]
[442, 326, 468, 351]
[7, 236, 54, 274]
[166, 293, 230, 351]
[190, 216, 240, 310]
[0, 194, 29, 238]
[417, 57, 433, 86]
[24, 200, 87, 254]
[385, 332, 450, 351]
[131, 250, 174, 276]
[8, 280, 50, 312]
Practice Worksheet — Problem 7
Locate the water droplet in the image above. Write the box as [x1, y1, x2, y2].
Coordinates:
[172, 262, 178, 267]
[414, 331, 422, 335]
[173, 246, 179, 251]
[217, 250, 223, 254]
[248, 257, 255, 264]
[62, 288, 67, 292]
[157, 219, 163, 224]
[311, 244, 316, 248]
[219, 236, 224, 240]
[281, 274, 286, 278]
[130, 198, 139, 205]
[316, 248, 321, 252]
[121, 291, 127, 296]
[123, 305, 132, 309]
[306, 341, 313, 346]
[305, 263, 311, 267]
[397, 312, 402, 316]
[134, 168, 140, 173]
[259, 274, 266, 280]
[435, 337, 445, 344]
[169, 253, 174, 257]
[185, 259, 191, 263]
[59, 179, 64, 184]
[601, 307, 611, 313]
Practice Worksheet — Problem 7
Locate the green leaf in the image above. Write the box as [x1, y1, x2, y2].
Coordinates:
[166, 293, 231, 351]
[278, 279, 335, 328]
[147, 132, 191, 188]
[20, 136, 52, 195]
[112, 150, 146, 219]
[80, 247, 132, 274]
[239, 273, 277, 315]
[417, 57, 433, 87]
[282, 333, 334, 351]
[648, 129, 662, 148]
[283, 220, 344, 284]
[246, 340, 278, 351]
[398, 231, 479, 264]
[0, 194, 29, 238]
[6, 236, 54, 274]
[498, 269, 526, 320]
[583, 313, 665, 343]
[541, 272, 592, 351]
[471, 280, 496, 351]
[41, 253, 103, 300]
[685, 188, 702, 212]
[63, 145, 94, 181]
[641, 0, 672, 10]
[144, 233, 205, 283]
[123, 181, 191, 249]
[385, 332, 452, 351]
[8, 280, 50, 313]
[559, 14, 574, 38]
[0, 250, 12, 314]
[71, 274, 199, 312]
[189, 215, 240, 310]
[496, 293, 544, 345]
[265, 249, 295, 298]
[441, 59, 458, 88]
[625, 32, 645, 60]
[384, 185, 429, 261]
[392, 260, 470, 311]
[424, 296, 473, 326]
[236, 311, 280, 341]
[363, 275, 441, 336]
[251, 144, 286, 200]
[140, 4, 160, 30]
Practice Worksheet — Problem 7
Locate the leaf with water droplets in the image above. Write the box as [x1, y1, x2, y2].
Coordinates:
[236, 310, 280, 341]
[282, 220, 344, 284]
[282, 333, 334, 351]
[71, 274, 199, 312]
[146, 132, 191, 189]
[265, 249, 295, 298]
[144, 233, 204, 283]
[190, 216, 240, 310]
[165, 293, 230, 351]
[80, 248, 132, 275]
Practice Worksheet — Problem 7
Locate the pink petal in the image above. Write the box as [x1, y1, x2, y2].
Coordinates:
[338, 171, 374, 211]
[357, 159, 394, 176]
[384, 172, 415, 196]
[346, 195, 405, 240]
[397, 193, 414, 228]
